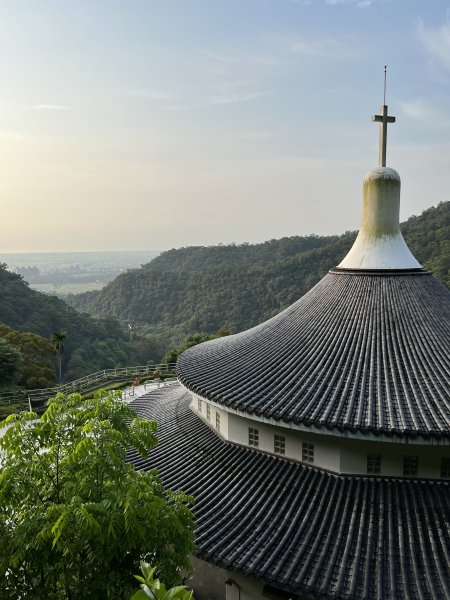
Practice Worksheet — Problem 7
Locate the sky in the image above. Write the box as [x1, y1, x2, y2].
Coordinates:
[1, 0, 450, 252]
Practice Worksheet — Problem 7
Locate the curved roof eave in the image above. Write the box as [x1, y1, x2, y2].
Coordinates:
[180, 382, 450, 445]
[177, 272, 450, 438]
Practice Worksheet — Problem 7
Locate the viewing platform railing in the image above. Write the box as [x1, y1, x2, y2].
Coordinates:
[0, 363, 177, 410]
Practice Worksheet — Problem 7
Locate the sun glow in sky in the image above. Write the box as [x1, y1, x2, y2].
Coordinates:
[2, 0, 450, 252]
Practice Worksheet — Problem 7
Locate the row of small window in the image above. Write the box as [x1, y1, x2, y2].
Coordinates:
[197, 403, 314, 462]
[197, 402, 450, 478]
[198, 399, 220, 430]
[248, 427, 315, 462]
[367, 453, 450, 478]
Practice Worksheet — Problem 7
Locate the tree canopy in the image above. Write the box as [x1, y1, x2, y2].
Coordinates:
[0, 391, 195, 599]
[0, 323, 55, 389]
[162, 330, 230, 364]
[0, 338, 23, 388]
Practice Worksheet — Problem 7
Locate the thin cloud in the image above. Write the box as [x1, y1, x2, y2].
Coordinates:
[291, 36, 354, 59]
[203, 49, 277, 67]
[167, 91, 266, 111]
[399, 99, 450, 130]
[119, 90, 174, 100]
[400, 99, 433, 120]
[33, 104, 72, 111]
[0, 131, 35, 142]
[417, 17, 450, 71]
[325, 0, 377, 5]
[232, 131, 273, 142]
[208, 91, 266, 105]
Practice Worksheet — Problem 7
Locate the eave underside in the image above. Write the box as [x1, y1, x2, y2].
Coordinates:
[129, 384, 450, 600]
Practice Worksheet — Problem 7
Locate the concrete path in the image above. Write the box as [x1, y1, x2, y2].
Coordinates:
[121, 379, 176, 404]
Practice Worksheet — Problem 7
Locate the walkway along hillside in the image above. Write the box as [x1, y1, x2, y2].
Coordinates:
[0, 363, 176, 418]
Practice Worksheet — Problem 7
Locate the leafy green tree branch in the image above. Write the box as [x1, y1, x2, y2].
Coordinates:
[0, 391, 195, 600]
[132, 562, 194, 600]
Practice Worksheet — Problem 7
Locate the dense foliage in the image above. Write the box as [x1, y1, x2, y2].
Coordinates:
[0, 338, 23, 388]
[161, 330, 229, 364]
[67, 202, 450, 338]
[0, 264, 164, 382]
[0, 324, 55, 389]
[400, 203, 450, 284]
[0, 391, 195, 600]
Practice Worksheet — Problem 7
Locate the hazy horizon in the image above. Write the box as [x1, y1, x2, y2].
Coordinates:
[0, 194, 440, 256]
[0, 249, 161, 258]
[2, 1, 450, 253]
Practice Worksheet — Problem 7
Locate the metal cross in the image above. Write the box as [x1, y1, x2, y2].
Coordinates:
[372, 105, 395, 167]
[372, 67, 395, 167]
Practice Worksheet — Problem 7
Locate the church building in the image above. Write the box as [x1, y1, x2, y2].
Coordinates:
[129, 100, 450, 600]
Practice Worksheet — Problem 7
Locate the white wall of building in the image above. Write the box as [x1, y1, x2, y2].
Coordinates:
[190, 394, 449, 479]
[188, 556, 307, 600]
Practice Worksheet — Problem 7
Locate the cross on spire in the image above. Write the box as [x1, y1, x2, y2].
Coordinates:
[372, 66, 395, 167]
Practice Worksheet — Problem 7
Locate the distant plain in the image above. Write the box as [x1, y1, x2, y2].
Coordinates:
[0, 251, 159, 296]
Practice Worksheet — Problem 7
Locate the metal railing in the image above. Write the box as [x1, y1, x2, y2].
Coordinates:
[0, 363, 177, 408]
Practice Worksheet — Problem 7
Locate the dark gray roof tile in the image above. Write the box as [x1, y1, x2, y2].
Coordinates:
[129, 384, 450, 600]
[177, 272, 450, 437]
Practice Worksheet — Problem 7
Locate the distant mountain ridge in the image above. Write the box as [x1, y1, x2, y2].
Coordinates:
[66, 202, 450, 337]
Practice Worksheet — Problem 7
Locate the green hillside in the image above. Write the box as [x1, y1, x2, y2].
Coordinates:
[0, 265, 160, 382]
[67, 202, 450, 338]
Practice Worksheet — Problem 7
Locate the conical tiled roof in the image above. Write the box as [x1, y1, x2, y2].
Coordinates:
[177, 270, 450, 438]
[129, 385, 450, 600]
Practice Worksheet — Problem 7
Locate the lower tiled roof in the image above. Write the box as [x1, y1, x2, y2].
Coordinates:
[129, 383, 450, 600]
[177, 272, 450, 438]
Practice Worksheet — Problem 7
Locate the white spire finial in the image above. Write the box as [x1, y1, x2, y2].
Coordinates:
[338, 168, 422, 270]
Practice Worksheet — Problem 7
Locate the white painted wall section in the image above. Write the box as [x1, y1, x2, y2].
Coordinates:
[190, 394, 450, 479]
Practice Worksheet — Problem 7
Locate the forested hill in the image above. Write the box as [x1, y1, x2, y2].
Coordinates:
[67, 202, 450, 337]
[0, 265, 155, 381]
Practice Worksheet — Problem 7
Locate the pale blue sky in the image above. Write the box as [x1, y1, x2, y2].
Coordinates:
[1, 0, 450, 251]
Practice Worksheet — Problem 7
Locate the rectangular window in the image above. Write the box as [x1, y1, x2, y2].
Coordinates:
[215, 412, 221, 432]
[367, 453, 381, 475]
[206, 404, 211, 421]
[248, 427, 259, 447]
[197, 398, 202, 413]
[440, 457, 450, 478]
[403, 455, 419, 476]
[302, 442, 314, 463]
[274, 434, 285, 455]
